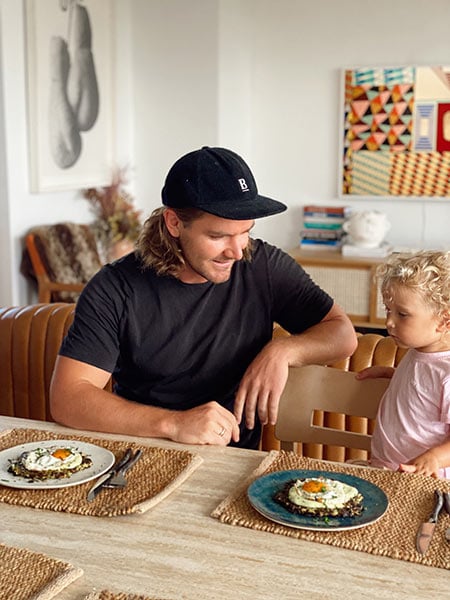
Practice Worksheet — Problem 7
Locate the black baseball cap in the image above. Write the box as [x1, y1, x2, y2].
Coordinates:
[161, 146, 287, 219]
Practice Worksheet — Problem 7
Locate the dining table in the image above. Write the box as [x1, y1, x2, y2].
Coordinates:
[1, 415, 449, 600]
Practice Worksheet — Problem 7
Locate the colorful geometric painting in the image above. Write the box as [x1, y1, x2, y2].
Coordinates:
[341, 66, 450, 198]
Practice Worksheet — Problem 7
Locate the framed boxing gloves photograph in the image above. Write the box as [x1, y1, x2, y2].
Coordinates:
[25, 0, 115, 192]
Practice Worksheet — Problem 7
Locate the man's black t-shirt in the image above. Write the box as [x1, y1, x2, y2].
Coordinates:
[60, 239, 333, 448]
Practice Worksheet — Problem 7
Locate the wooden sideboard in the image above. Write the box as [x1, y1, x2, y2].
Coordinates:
[290, 247, 387, 330]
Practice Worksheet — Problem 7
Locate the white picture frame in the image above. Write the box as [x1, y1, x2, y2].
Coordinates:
[25, 0, 115, 193]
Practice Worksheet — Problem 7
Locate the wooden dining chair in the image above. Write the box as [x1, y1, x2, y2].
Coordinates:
[275, 364, 390, 458]
[261, 330, 408, 462]
[22, 222, 103, 302]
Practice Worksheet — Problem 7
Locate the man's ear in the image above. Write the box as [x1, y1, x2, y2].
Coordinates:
[163, 208, 181, 238]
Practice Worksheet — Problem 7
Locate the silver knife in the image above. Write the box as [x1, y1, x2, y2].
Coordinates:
[416, 489, 444, 554]
[86, 448, 133, 502]
[444, 492, 450, 544]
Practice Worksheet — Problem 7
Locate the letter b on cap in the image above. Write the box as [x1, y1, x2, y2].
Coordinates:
[238, 178, 249, 192]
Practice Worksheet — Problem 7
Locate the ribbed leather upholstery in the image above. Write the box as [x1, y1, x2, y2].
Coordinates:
[0, 306, 407, 459]
[0, 304, 75, 421]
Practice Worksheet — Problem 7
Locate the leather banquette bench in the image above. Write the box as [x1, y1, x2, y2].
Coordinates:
[0, 304, 407, 459]
[0, 304, 76, 422]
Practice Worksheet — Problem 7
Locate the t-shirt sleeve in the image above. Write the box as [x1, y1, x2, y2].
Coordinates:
[262, 243, 334, 333]
[59, 265, 126, 372]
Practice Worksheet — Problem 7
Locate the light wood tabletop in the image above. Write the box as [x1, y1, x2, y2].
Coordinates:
[1, 416, 448, 600]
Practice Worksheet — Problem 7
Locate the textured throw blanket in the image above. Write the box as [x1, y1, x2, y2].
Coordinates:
[21, 222, 103, 302]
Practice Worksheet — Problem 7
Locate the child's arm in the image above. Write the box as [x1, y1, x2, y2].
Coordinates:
[355, 365, 395, 380]
[399, 439, 450, 478]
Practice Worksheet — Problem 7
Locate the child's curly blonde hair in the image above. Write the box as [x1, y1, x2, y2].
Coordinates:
[376, 250, 450, 319]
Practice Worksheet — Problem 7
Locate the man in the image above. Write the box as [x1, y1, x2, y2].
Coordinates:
[50, 146, 357, 449]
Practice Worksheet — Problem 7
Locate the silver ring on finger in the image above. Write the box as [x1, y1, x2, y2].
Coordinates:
[218, 426, 226, 437]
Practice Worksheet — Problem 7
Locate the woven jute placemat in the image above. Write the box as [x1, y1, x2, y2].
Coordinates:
[0, 543, 83, 600]
[84, 592, 161, 600]
[211, 451, 450, 570]
[0, 429, 203, 517]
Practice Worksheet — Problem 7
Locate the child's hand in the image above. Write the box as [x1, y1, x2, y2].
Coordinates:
[399, 451, 441, 478]
[355, 366, 395, 380]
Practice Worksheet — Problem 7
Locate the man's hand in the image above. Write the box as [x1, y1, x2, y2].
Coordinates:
[169, 401, 240, 446]
[234, 340, 290, 430]
[234, 303, 357, 431]
[51, 357, 240, 446]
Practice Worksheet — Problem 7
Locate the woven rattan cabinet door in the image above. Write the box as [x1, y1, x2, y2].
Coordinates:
[305, 265, 371, 320]
[290, 248, 385, 330]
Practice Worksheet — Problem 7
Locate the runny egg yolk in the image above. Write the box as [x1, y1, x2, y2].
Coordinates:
[52, 448, 72, 460]
[302, 480, 328, 494]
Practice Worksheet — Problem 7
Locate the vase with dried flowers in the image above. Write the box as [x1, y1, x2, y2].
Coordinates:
[83, 168, 142, 262]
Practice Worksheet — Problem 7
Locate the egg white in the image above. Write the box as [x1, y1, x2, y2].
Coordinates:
[21, 447, 83, 472]
[288, 477, 359, 511]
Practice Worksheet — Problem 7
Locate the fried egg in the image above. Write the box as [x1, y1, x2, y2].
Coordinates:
[288, 477, 359, 511]
[8, 444, 93, 481]
[21, 447, 83, 473]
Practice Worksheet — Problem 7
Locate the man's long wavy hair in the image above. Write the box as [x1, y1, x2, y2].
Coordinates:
[136, 207, 253, 277]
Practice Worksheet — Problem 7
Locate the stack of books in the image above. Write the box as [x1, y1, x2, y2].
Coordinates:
[300, 205, 349, 250]
[341, 241, 393, 258]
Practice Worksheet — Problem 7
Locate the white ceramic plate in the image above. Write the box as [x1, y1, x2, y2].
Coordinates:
[0, 440, 115, 489]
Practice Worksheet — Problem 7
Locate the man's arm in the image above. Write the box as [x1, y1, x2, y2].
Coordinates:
[233, 302, 358, 429]
[50, 356, 240, 445]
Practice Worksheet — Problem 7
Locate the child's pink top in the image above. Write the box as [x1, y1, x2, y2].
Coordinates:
[371, 348, 450, 479]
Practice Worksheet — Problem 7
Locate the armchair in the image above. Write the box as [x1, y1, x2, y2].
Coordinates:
[21, 222, 103, 303]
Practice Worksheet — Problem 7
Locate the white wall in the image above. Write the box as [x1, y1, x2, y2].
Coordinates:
[1, 0, 449, 307]
[217, 0, 450, 249]
[130, 0, 220, 217]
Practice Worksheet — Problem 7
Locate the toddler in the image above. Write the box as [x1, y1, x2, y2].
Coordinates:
[357, 250, 450, 478]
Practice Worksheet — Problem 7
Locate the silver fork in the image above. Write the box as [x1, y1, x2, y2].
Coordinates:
[103, 449, 142, 488]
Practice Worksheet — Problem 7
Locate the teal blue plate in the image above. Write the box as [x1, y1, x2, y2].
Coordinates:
[247, 469, 388, 531]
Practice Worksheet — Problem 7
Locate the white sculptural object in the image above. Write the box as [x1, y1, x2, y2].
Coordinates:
[343, 210, 391, 249]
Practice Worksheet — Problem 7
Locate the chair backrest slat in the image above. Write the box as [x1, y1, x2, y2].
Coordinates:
[275, 365, 390, 454]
